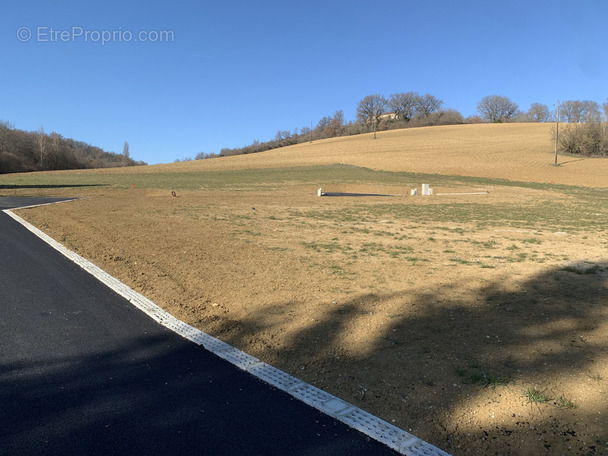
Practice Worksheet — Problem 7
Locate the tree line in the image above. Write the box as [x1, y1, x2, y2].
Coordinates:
[208, 94, 608, 160]
[0, 122, 145, 174]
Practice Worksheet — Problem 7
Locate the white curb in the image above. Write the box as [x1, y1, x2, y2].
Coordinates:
[4, 206, 451, 456]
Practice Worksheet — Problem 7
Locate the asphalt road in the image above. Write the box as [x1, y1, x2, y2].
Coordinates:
[0, 197, 401, 456]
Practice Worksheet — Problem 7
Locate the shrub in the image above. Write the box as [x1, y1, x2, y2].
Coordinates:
[559, 123, 608, 156]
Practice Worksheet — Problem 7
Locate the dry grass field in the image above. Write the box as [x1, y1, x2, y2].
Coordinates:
[3, 123, 608, 455]
[126, 123, 607, 188]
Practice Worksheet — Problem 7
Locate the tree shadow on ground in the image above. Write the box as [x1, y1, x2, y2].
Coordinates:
[214, 262, 608, 455]
[0, 332, 400, 456]
[0, 184, 102, 190]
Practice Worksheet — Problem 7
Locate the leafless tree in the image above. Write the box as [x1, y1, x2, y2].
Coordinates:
[356, 94, 387, 128]
[48, 132, 63, 167]
[316, 116, 332, 130]
[526, 103, 553, 122]
[603, 99, 608, 121]
[0, 120, 13, 153]
[426, 108, 464, 125]
[388, 92, 420, 122]
[477, 95, 519, 122]
[416, 94, 443, 118]
[35, 126, 47, 167]
[560, 122, 608, 156]
[560, 100, 602, 123]
[333, 110, 345, 126]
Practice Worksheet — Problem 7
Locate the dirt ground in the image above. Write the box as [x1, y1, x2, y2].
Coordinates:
[6, 124, 608, 455]
[13, 182, 608, 456]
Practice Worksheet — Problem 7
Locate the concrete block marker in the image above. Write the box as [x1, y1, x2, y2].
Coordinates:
[421, 184, 434, 196]
[410, 189, 418, 196]
[4, 206, 451, 456]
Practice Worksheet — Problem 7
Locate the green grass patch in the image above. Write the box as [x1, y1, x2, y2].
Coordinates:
[556, 396, 577, 409]
[469, 373, 509, 389]
[3, 163, 608, 233]
[523, 387, 552, 404]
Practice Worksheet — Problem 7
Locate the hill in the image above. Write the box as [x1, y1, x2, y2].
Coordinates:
[105, 123, 605, 188]
[0, 122, 145, 174]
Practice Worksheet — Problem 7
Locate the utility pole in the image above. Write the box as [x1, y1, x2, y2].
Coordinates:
[554, 103, 560, 165]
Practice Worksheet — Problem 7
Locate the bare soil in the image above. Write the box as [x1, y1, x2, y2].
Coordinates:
[7, 124, 608, 455]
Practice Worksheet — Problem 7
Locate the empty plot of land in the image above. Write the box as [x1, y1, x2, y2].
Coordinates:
[2, 123, 608, 455]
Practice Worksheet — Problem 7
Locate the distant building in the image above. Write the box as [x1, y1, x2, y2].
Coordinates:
[378, 112, 398, 122]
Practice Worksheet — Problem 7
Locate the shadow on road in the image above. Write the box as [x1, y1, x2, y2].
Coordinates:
[0, 332, 400, 456]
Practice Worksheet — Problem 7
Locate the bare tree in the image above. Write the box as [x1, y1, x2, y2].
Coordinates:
[560, 100, 602, 123]
[274, 130, 291, 142]
[35, 126, 47, 167]
[477, 95, 519, 122]
[560, 100, 582, 123]
[316, 116, 332, 130]
[324, 118, 343, 138]
[581, 100, 602, 123]
[0, 120, 13, 153]
[428, 108, 464, 125]
[603, 99, 608, 121]
[122, 141, 130, 159]
[388, 92, 420, 122]
[526, 103, 553, 122]
[333, 110, 345, 126]
[356, 94, 387, 128]
[560, 122, 608, 156]
[416, 94, 443, 118]
[48, 132, 63, 168]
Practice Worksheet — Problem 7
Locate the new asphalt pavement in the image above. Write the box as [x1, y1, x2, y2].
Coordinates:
[0, 197, 402, 456]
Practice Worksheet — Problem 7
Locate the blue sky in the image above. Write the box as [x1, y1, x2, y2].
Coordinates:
[1, 0, 606, 164]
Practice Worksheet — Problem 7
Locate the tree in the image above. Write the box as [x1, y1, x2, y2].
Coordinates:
[416, 94, 443, 118]
[560, 122, 608, 156]
[429, 108, 464, 125]
[324, 117, 343, 138]
[35, 126, 47, 167]
[333, 110, 345, 126]
[388, 92, 420, 122]
[122, 141, 130, 159]
[274, 130, 291, 142]
[603, 99, 608, 121]
[0, 120, 13, 153]
[49, 132, 63, 168]
[560, 100, 602, 123]
[316, 116, 332, 130]
[196, 151, 218, 160]
[356, 94, 387, 128]
[477, 95, 519, 122]
[526, 103, 552, 122]
[579, 101, 601, 123]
